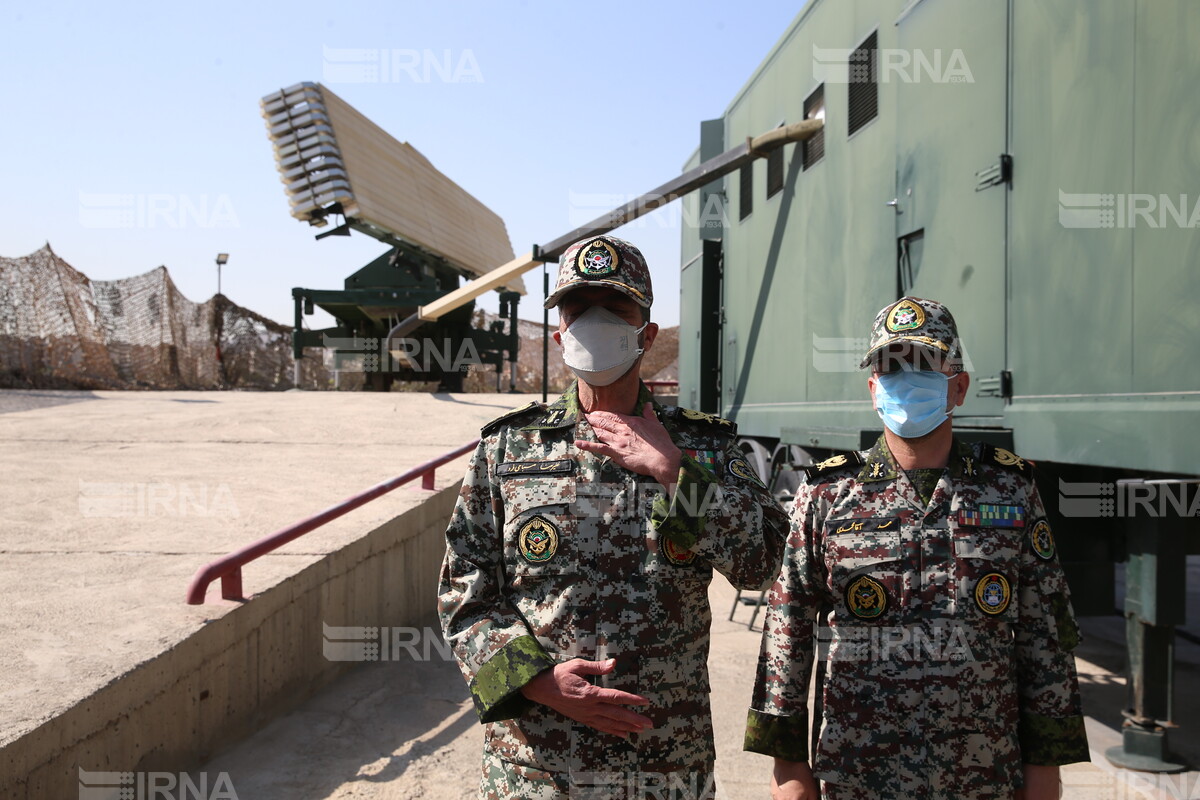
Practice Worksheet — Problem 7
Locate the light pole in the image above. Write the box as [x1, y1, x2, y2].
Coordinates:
[215, 252, 229, 297]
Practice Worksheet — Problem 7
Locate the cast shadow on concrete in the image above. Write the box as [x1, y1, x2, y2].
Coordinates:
[1076, 615, 1199, 770]
[430, 392, 530, 409]
[190, 650, 481, 798]
[0, 389, 102, 414]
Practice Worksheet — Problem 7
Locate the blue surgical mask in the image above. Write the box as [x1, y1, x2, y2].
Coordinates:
[872, 368, 951, 438]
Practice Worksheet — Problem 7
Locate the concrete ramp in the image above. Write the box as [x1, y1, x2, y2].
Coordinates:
[0, 389, 537, 798]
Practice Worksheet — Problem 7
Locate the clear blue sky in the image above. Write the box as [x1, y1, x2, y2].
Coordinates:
[1, 1, 803, 329]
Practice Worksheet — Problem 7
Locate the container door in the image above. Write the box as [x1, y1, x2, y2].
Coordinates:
[893, 0, 1010, 422]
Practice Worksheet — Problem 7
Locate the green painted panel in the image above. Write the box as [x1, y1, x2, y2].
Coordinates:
[1132, 0, 1200, 393]
[719, 0, 903, 439]
[678, 254, 704, 410]
[677, 0, 1200, 474]
[1008, 397, 1197, 475]
[678, 148, 703, 408]
[895, 0, 1008, 419]
[1008, 0, 1135, 397]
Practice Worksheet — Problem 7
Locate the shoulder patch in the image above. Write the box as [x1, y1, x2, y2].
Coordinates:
[727, 456, 767, 489]
[1029, 518, 1056, 560]
[981, 443, 1033, 477]
[665, 406, 738, 435]
[803, 451, 865, 481]
[480, 401, 543, 435]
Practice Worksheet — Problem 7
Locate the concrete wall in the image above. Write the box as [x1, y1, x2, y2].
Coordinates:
[2, 482, 461, 799]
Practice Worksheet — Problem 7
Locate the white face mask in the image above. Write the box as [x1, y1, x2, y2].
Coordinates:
[560, 306, 648, 387]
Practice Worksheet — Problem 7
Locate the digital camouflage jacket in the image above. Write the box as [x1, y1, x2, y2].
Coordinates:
[439, 382, 788, 798]
[745, 435, 1089, 799]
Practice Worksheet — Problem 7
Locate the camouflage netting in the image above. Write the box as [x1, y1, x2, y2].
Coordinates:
[0, 245, 679, 393]
[0, 245, 331, 390]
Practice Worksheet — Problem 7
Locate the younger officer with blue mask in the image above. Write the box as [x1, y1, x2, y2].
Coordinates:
[862, 297, 971, 498]
[746, 297, 1088, 800]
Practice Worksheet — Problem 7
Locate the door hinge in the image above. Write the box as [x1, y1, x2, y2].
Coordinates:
[975, 154, 1013, 192]
[975, 370, 1013, 400]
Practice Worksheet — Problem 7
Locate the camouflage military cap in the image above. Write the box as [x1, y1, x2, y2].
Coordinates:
[544, 234, 653, 309]
[859, 296, 964, 373]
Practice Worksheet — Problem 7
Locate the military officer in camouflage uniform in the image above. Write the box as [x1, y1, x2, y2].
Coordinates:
[745, 297, 1089, 800]
[439, 235, 788, 799]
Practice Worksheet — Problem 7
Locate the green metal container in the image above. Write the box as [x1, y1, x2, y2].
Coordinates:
[680, 0, 1200, 770]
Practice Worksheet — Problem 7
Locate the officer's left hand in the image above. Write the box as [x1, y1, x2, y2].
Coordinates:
[579, 402, 682, 489]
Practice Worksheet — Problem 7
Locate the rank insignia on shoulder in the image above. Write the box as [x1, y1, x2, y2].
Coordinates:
[727, 457, 767, 489]
[818, 454, 849, 470]
[983, 444, 1033, 476]
[846, 574, 888, 619]
[675, 407, 736, 432]
[805, 452, 865, 479]
[661, 536, 697, 566]
[974, 572, 1012, 615]
[1030, 518, 1056, 561]
[496, 459, 574, 478]
[481, 401, 542, 434]
[518, 516, 559, 563]
[683, 448, 718, 476]
[958, 504, 1025, 528]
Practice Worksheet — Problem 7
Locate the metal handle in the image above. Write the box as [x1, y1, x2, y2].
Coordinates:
[885, 199, 902, 214]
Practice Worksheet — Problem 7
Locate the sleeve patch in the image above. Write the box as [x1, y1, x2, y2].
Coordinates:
[1030, 518, 1056, 560]
[727, 456, 767, 489]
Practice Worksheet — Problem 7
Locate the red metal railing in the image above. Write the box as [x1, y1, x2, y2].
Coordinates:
[644, 380, 679, 394]
[185, 439, 479, 605]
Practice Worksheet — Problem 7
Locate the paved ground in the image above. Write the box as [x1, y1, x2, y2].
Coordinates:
[0, 388, 540, 749]
[3, 388, 1197, 798]
[192, 577, 1200, 800]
